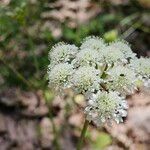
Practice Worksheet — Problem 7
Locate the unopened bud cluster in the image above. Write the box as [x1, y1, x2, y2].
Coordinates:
[48, 36, 150, 126]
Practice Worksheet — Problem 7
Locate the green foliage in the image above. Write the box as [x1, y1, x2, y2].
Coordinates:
[44, 90, 54, 103]
[92, 132, 112, 150]
[104, 30, 118, 42]
[86, 131, 112, 150]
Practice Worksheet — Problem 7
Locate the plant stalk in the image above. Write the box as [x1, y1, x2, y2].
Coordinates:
[77, 119, 89, 150]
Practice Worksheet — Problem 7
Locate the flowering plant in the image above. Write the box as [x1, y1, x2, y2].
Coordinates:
[48, 36, 150, 149]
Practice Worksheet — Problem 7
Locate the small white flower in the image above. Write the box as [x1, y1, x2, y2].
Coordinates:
[49, 42, 78, 67]
[70, 66, 101, 94]
[102, 45, 126, 65]
[72, 48, 102, 68]
[130, 57, 150, 79]
[48, 63, 74, 89]
[80, 36, 106, 52]
[109, 40, 136, 59]
[106, 66, 137, 95]
[85, 91, 128, 126]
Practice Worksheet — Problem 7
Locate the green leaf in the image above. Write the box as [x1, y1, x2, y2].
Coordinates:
[104, 30, 118, 42]
[92, 132, 112, 150]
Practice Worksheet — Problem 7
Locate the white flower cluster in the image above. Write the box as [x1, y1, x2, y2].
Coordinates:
[48, 36, 150, 126]
[85, 91, 128, 126]
[109, 41, 136, 59]
[70, 66, 101, 94]
[49, 42, 78, 68]
[106, 66, 137, 95]
[80, 36, 106, 52]
[48, 63, 74, 90]
[72, 48, 102, 67]
[130, 57, 150, 79]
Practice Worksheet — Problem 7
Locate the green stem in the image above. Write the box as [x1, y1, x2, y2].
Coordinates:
[77, 119, 89, 150]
